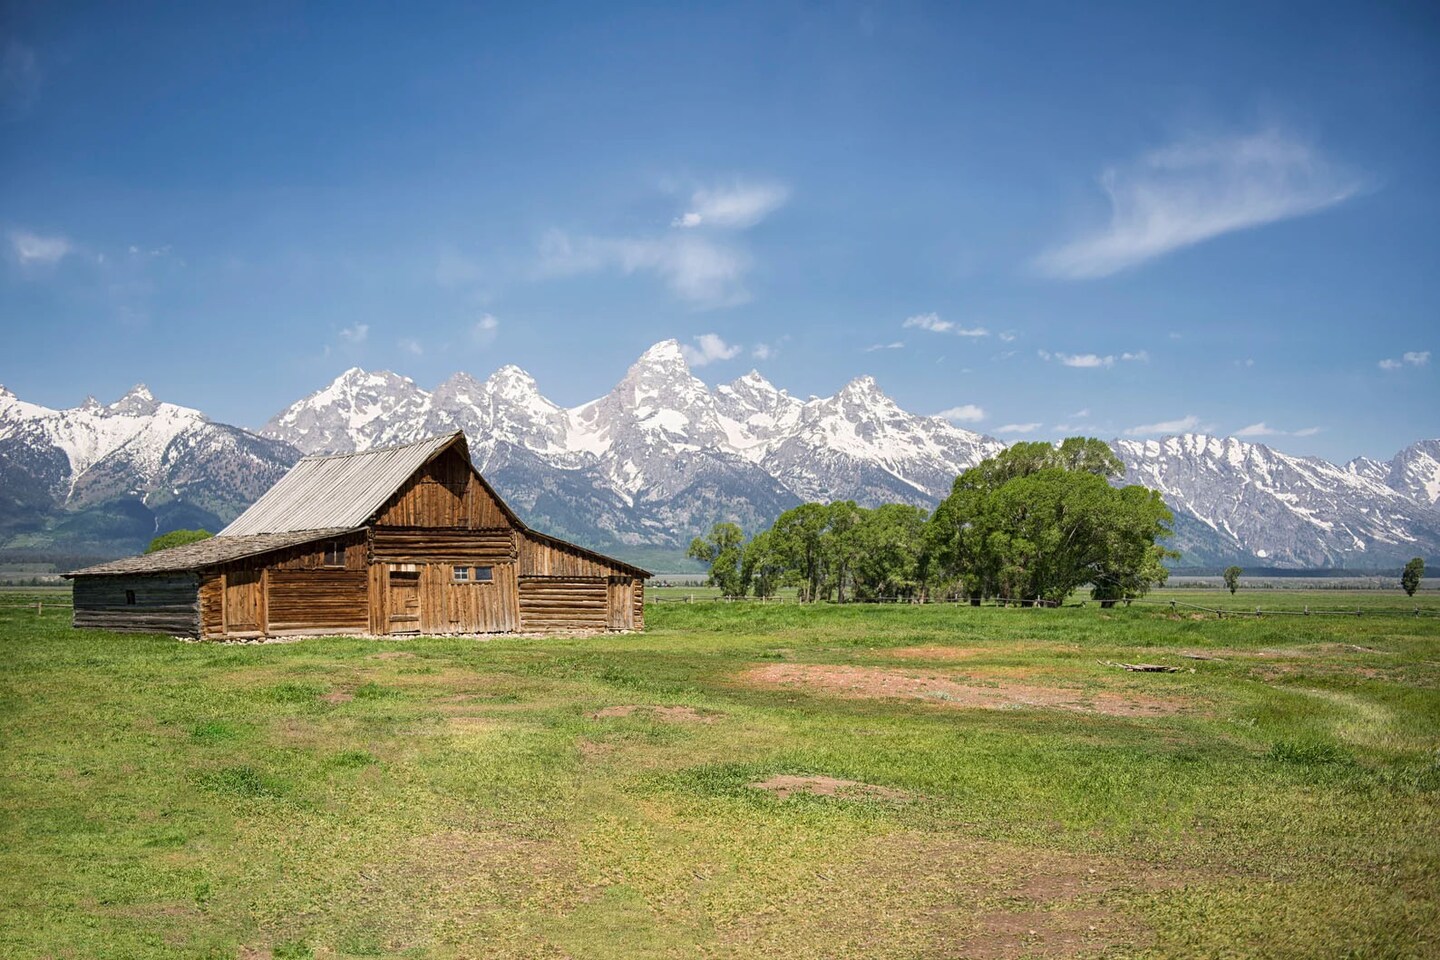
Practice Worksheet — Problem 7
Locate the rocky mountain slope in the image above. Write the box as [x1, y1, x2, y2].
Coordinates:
[3, 341, 1437, 568]
[0, 385, 298, 555]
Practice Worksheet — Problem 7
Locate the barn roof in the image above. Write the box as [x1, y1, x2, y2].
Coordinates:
[66, 528, 359, 577]
[220, 432, 467, 536]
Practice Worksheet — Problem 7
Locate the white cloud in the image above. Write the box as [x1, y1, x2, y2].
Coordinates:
[937, 404, 985, 423]
[1036, 129, 1363, 279]
[1070, 408, 1091, 418]
[902, 312, 987, 336]
[472, 313, 500, 346]
[1124, 414, 1201, 436]
[1376, 351, 1425, 370]
[865, 341, 905, 352]
[751, 343, 774, 361]
[1039, 349, 1148, 368]
[673, 181, 789, 230]
[537, 229, 750, 308]
[996, 422, 1043, 434]
[998, 331, 1016, 342]
[338, 323, 369, 345]
[1235, 422, 1322, 438]
[398, 338, 423, 356]
[680, 333, 742, 367]
[9, 230, 71, 266]
[1120, 350, 1149, 362]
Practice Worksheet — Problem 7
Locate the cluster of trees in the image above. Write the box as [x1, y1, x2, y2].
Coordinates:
[688, 437, 1177, 606]
[1402, 557, 1425, 597]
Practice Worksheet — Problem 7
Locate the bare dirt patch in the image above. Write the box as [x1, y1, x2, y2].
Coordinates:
[588, 704, 720, 723]
[747, 774, 907, 801]
[882, 645, 986, 661]
[742, 664, 1187, 717]
[962, 907, 1122, 959]
[319, 690, 354, 704]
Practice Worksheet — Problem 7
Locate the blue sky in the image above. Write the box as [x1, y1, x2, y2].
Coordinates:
[1, 0, 1436, 462]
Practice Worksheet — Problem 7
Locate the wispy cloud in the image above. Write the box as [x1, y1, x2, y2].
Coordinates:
[901, 312, 988, 336]
[1124, 414, 1202, 436]
[9, 229, 72, 266]
[537, 229, 750, 308]
[472, 313, 499, 346]
[338, 323, 369, 345]
[864, 341, 905, 352]
[1235, 422, 1321, 438]
[398, 338, 423, 356]
[672, 181, 789, 230]
[1379, 350, 1428, 370]
[1036, 129, 1363, 279]
[936, 404, 985, 423]
[680, 333, 743, 367]
[1038, 349, 1147, 369]
[996, 422, 1043, 434]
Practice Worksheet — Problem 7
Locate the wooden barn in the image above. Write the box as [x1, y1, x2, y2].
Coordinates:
[65, 432, 649, 639]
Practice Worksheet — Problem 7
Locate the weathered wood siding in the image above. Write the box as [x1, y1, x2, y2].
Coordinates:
[374, 448, 511, 529]
[199, 573, 224, 638]
[370, 527, 515, 563]
[268, 535, 367, 571]
[633, 580, 644, 631]
[72, 573, 200, 636]
[518, 577, 609, 631]
[520, 533, 633, 578]
[267, 569, 369, 633]
[441, 563, 519, 633]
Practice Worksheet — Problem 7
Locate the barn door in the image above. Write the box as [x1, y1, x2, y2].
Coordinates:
[224, 568, 263, 634]
[388, 567, 421, 633]
[607, 578, 634, 631]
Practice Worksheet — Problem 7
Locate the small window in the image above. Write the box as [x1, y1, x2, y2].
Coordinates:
[324, 542, 344, 567]
[452, 566, 470, 582]
[125, 589, 136, 605]
[473, 566, 493, 582]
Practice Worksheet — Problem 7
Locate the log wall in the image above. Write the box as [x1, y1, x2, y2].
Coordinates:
[199, 573, 224, 638]
[518, 577, 609, 631]
[72, 573, 201, 636]
[520, 533, 635, 578]
[267, 569, 369, 633]
[633, 580, 644, 631]
[370, 527, 515, 564]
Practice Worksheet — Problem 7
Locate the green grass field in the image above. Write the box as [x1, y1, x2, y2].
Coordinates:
[2, 593, 1438, 958]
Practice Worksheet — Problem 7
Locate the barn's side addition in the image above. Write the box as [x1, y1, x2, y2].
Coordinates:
[66, 432, 649, 638]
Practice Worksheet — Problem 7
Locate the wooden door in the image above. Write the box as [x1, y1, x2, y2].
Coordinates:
[388, 568, 421, 633]
[224, 568, 263, 634]
[444, 562, 518, 633]
[607, 578, 634, 631]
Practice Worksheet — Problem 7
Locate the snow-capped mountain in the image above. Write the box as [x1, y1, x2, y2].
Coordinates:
[1114, 435, 1440, 567]
[4, 342, 1437, 568]
[0, 384, 298, 553]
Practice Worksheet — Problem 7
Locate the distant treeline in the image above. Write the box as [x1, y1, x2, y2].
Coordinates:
[689, 438, 1176, 606]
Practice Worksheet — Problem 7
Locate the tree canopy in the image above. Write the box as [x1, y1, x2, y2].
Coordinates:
[145, 529, 212, 554]
[1402, 557, 1425, 597]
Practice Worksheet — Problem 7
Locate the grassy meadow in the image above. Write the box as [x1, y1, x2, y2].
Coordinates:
[1, 592, 1438, 958]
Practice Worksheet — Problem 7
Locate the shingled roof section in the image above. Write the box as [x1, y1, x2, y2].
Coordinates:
[220, 432, 467, 536]
[66, 528, 359, 577]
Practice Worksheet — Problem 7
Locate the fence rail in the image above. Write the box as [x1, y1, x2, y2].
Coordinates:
[646, 593, 1435, 617]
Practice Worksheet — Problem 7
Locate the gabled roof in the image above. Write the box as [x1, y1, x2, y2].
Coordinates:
[66, 528, 359, 577]
[220, 432, 466, 536]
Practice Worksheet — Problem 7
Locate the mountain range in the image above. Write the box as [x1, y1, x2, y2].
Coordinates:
[3, 340, 1438, 569]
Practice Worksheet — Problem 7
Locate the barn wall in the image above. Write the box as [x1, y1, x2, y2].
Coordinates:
[374, 448, 511, 529]
[519, 534, 637, 579]
[517, 577, 609, 631]
[73, 573, 200, 636]
[268, 534, 367, 571]
[370, 527, 515, 564]
[199, 573, 224, 638]
[633, 580, 645, 631]
[267, 569, 369, 633]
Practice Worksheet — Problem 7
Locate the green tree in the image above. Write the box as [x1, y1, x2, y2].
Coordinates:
[851, 504, 929, 600]
[740, 530, 786, 599]
[1402, 557, 1425, 597]
[769, 503, 831, 602]
[1223, 565, 1242, 595]
[822, 501, 864, 602]
[687, 522, 748, 597]
[927, 439, 1174, 606]
[146, 529, 212, 554]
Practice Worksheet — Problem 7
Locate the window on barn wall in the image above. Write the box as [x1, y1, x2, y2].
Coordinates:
[473, 566, 493, 582]
[324, 542, 344, 567]
[453, 566, 469, 582]
[125, 589, 136, 605]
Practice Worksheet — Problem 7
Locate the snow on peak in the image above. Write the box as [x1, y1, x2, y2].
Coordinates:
[638, 339, 686, 364]
[109, 383, 159, 416]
